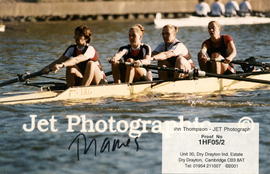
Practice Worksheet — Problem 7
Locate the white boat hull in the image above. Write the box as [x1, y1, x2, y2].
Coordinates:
[0, 73, 270, 105]
[154, 14, 270, 28]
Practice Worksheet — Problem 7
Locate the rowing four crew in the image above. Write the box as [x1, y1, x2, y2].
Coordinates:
[41, 20, 237, 87]
[195, 0, 252, 17]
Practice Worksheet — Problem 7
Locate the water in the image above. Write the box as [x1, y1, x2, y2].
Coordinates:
[0, 20, 270, 174]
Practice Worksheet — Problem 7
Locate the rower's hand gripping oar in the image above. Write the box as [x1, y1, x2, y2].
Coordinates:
[105, 57, 119, 77]
[0, 68, 51, 87]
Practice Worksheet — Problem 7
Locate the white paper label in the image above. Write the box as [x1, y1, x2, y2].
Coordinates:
[162, 120, 259, 174]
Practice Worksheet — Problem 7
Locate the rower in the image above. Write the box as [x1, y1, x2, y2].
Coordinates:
[239, 0, 252, 17]
[151, 24, 194, 80]
[41, 25, 106, 87]
[109, 24, 152, 84]
[195, 0, 210, 17]
[225, 0, 239, 17]
[210, 0, 225, 17]
[198, 21, 237, 74]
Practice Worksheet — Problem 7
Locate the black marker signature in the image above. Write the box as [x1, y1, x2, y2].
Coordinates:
[68, 133, 140, 160]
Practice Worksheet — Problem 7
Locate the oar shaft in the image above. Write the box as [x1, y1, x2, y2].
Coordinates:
[208, 58, 270, 67]
[231, 60, 270, 67]
[23, 70, 44, 80]
[0, 78, 19, 87]
[0, 70, 44, 87]
[204, 72, 270, 85]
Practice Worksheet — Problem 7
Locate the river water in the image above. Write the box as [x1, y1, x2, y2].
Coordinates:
[0, 20, 269, 174]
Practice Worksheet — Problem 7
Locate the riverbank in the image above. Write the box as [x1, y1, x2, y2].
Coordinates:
[0, 0, 270, 22]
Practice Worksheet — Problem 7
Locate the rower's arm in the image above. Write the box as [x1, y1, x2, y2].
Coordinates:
[140, 45, 152, 65]
[52, 54, 90, 73]
[151, 50, 176, 61]
[61, 54, 89, 67]
[225, 40, 237, 63]
[110, 50, 128, 62]
[140, 55, 151, 65]
[41, 55, 69, 73]
[198, 43, 209, 60]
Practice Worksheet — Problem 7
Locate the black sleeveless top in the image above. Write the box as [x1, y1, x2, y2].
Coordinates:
[118, 44, 151, 61]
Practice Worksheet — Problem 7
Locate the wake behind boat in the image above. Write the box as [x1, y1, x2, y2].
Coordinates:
[154, 13, 270, 28]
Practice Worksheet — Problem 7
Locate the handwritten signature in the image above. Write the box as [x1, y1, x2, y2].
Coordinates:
[68, 133, 140, 160]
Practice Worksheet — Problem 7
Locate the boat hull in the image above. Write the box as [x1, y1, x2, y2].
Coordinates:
[0, 73, 270, 105]
[154, 14, 270, 28]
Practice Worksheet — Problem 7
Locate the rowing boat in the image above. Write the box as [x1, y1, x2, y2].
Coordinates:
[154, 13, 270, 28]
[1, 73, 270, 105]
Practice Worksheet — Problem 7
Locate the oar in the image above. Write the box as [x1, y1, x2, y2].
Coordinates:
[231, 59, 270, 68]
[227, 71, 270, 77]
[207, 57, 270, 72]
[202, 72, 270, 85]
[0, 66, 113, 87]
[208, 57, 270, 68]
[250, 56, 270, 59]
[124, 63, 270, 85]
[0, 69, 48, 87]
